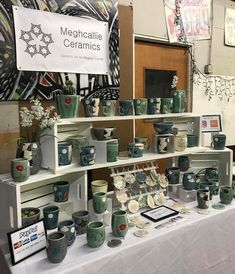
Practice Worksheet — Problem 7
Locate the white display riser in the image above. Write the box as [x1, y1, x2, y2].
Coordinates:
[0, 171, 87, 253]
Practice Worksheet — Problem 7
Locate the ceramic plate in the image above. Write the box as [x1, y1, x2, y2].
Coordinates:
[212, 203, 225, 210]
[145, 175, 156, 187]
[197, 209, 210, 215]
[113, 175, 126, 190]
[135, 171, 147, 184]
[138, 195, 147, 208]
[153, 192, 166, 205]
[116, 190, 128, 203]
[107, 239, 122, 248]
[128, 200, 140, 213]
[150, 170, 158, 182]
[147, 195, 155, 208]
[130, 181, 140, 194]
[157, 174, 168, 188]
[124, 172, 136, 184]
[136, 219, 151, 229]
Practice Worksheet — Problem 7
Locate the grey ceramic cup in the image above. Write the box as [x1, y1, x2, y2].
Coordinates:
[11, 158, 30, 182]
[53, 181, 69, 202]
[107, 141, 119, 162]
[46, 232, 67, 263]
[72, 210, 89, 235]
[58, 220, 76, 247]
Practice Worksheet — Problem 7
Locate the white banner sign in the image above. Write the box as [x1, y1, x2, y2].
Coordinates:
[13, 6, 109, 74]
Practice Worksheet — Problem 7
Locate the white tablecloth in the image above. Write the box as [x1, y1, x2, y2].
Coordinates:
[4, 197, 235, 274]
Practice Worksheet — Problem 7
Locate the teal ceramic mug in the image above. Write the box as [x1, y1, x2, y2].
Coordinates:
[178, 155, 190, 171]
[134, 98, 147, 115]
[72, 210, 89, 235]
[53, 181, 70, 202]
[111, 210, 128, 237]
[11, 158, 30, 182]
[80, 145, 96, 166]
[212, 134, 226, 150]
[46, 232, 67, 263]
[83, 98, 100, 117]
[101, 100, 117, 116]
[147, 98, 161, 114]
[58, 220, 76, 247]
[92, 192, 108, 214]
[86, 221, 105, 248]
[128, 142, 144, 157]
[119, 100, 134, 116]
[58, 142, 72, 166]
[160, 98, 173, 114]
[43, 205, 59, 230]
[187, 134, 197, 148]
[220, 186, 233, 204]
[134, 136, 149, 152]
[107, 140, 119, 162]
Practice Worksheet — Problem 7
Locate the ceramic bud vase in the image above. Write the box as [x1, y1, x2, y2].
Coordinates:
[111, 210, 128, 237]
[46, 232, 67, 263]
[92, 192, 108, 214]
[16, 142, 42, 175]
[86, 221, 105, 248]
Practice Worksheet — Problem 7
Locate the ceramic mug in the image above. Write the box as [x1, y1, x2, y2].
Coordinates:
[147, 98, 161, 114]
[134, 136, 149, 152]
[128, 142, 144, 157]
[83, 98, 100, 117]
[46, 232, 67, 263]
[157, 135, 170, 154]
[160, 98, 173, 114]
[111, 210, 128, 237]
[174, 134, 187, 152]
[101, 100, 117, 116]
[58, 220, 76, 247]
[200, 181, 217, 200]
[119, 100, 134, 116]
[43, 205, 59, 230]
[86, 221, 105, 248]
[178, 155, 190, 171]
[197, 189, 210, 209]
[133, 98, 147, 115]
[80, 145, 96, 166]
[11, 158, 30, 182]
[53, 181, 70, 202]
[58, 142, 72, 166]
[165, 167, 180, 185]
[220, 186, 233, 204]
[92, 192, 108, 214]
[182, 172, 200, 190]
[187, 134, 197, 148]
[72, 210, 89, 235]
[91, 180, 108, 194]
[67, 135, 88, 151]
[172, 90, 185, 113]
[212, 134, 226, 150]
[107, 140, 119, 162]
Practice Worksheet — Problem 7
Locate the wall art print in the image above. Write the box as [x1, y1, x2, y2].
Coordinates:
[0, 0, 119, 101]
[225, 7, 235, 47]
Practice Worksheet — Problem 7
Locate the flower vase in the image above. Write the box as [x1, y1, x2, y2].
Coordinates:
[16, 142, 42, 175]
[56, 95, 81, 118]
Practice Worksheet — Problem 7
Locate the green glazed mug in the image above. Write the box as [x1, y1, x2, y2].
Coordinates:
[11, 158, 30, 182]
[101, 100, 117, 116]
[187, 134, 197, 148]
[220, 186, 233, 204]
[111, 210, 128, 237]
[134, 98, 147, 115]
[92, 192, 108, 214]
[86, 221, 105, 248]
[212, 134, 226, 150]
[43, 205, 59, 230]
[107, 140, 119, 162]
[58, 220, 76, 247]
[46, 232, 67, 263]
[53, 181, 69, 202]
[160, 98, 173, 114]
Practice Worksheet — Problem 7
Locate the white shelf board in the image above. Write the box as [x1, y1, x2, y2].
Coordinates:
[57, 112, 197, 125]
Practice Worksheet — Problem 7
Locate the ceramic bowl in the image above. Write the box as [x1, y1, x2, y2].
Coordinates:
[21, 207, 40, 227]
[91, 127, 116, 140]
[153, 122, 174, 134]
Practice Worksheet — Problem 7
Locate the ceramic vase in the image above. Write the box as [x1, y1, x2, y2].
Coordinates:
[56, 95, 80, 118]
[111, 210, 128, 237]
[92, 192, 107, 214]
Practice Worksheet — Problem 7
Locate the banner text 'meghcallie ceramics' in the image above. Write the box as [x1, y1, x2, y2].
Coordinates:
[86, 221, 106, 248]
[111, 210, 128, 237]
[46, 232, 67, 263]
[11, 158, 30, 182]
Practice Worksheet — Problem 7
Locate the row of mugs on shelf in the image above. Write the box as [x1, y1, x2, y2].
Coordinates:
[57, 95, 186, 118]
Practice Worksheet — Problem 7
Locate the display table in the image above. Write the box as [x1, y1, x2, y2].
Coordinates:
[3, 196, 235, 274]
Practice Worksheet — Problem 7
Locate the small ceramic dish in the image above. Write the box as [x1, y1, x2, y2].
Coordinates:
[130, 181, 141, 194]
[157, 174, 168, 188]
[212, 203, 225, 210]
[153, 192, 166, 205]
[135, 171, 147, 184]
[116, 190, 128, 203]
[145, 175, 156, 187]
[113, 175, 126, 190]
[136, 219, 151, 229]
[124, 172, 136, 184]
[128, 200, 140, 213]
[134, 229, 149, 238]
[138, 195, 147, 208]
[150, 170, 158, 182]
[147, 195, 155, 208]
